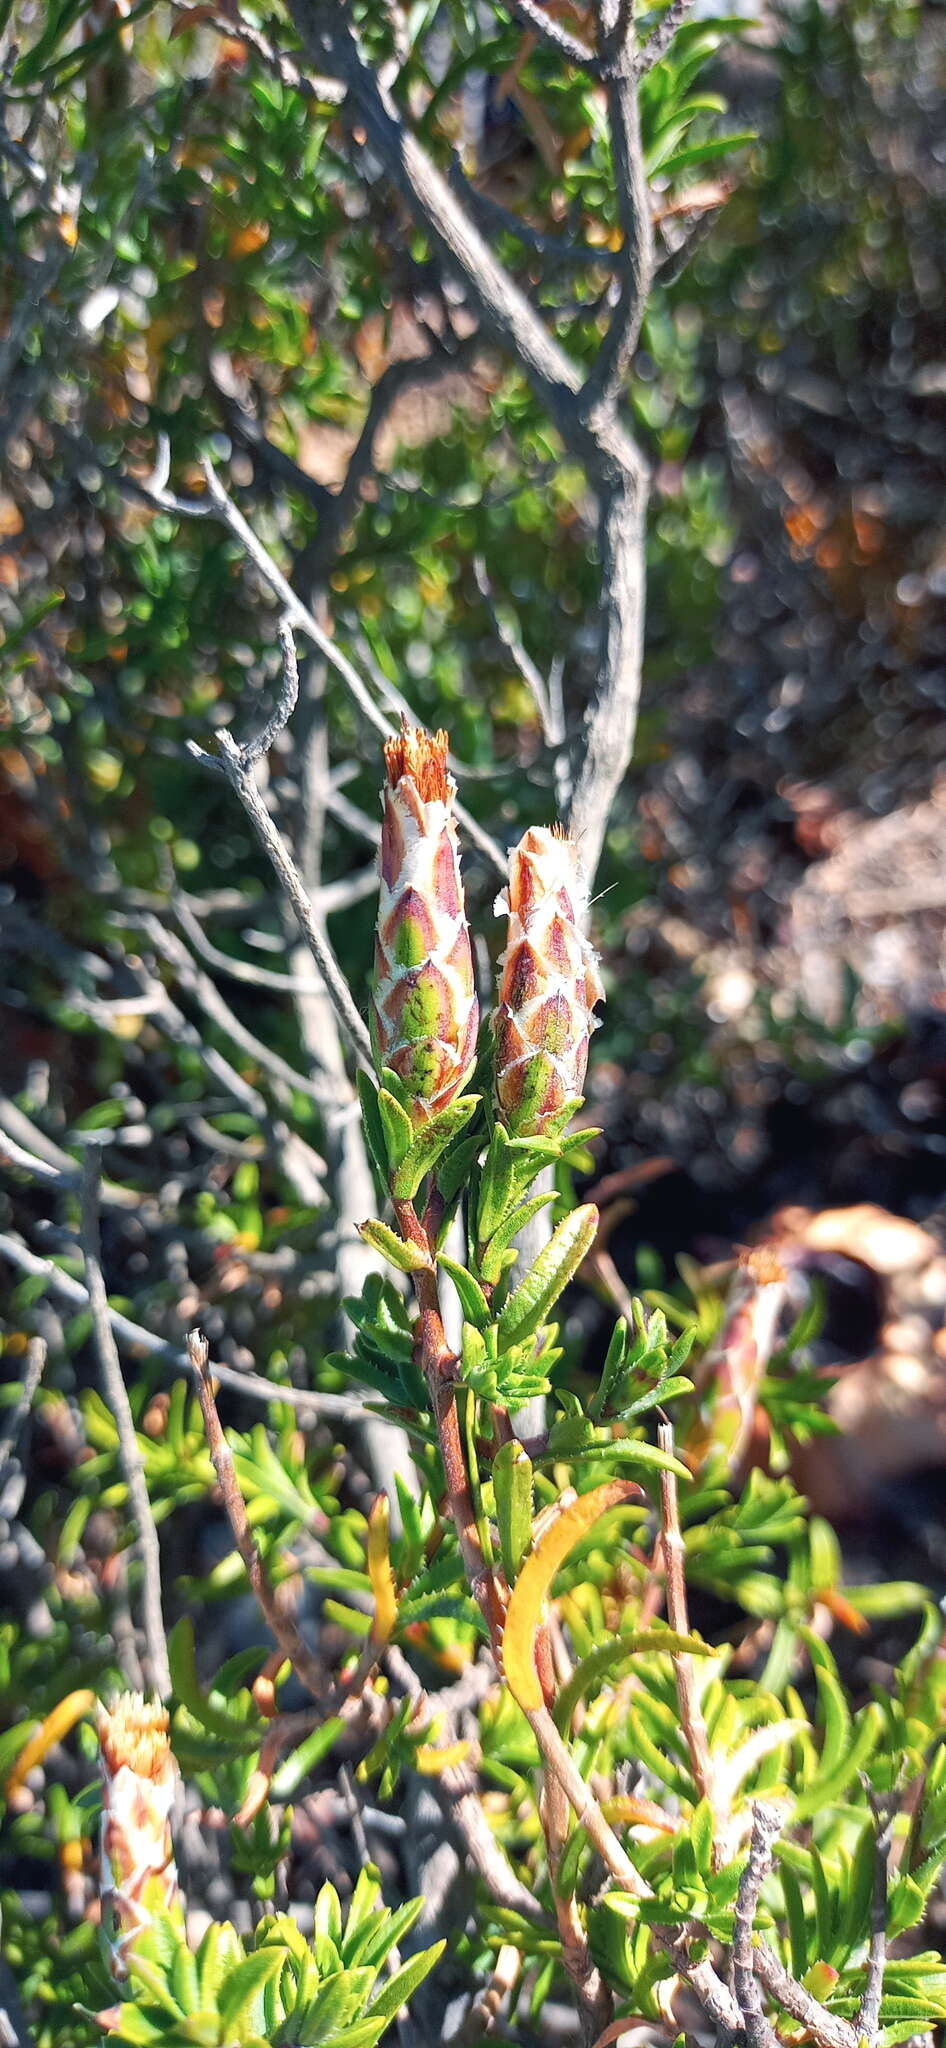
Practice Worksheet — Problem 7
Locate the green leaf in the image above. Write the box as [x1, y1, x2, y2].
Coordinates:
[359, 1218, 432, 1274]
[795, 1702, 884, 1821]
[659, 129, 756, 177]
[368, 1940, 446, 2021]
[477, 1191, 556, 1286]
[357, 1071, 389, 1180]
[271, 1717, 344, 1799]
[589, 1317, 627, 1422]
[391, 1097, 479, 1200]
[196, 1923, 244, 2008]
[567, 1436, 691, 1483]
[436, 1130, 483, 1207]
[378, 1088, 413, 1171]
[554, 1626, 711, 1732]
[437, 1254, 490, 1328]
[217, 1948, 287, 2035]
[169, 1618, 264, 1751]
[493, 1439, 534, 1583]
[498, 1204, 598, 1348]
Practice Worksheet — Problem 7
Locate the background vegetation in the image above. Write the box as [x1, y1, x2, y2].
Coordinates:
[1, 0, 944, 2042]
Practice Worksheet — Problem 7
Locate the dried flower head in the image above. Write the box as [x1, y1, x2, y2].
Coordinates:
[99, 1693, 181, 1984]
[372, 724, 478, 1124]
[690, 1245, 788, 1472]
[494, 826, 603, 1137]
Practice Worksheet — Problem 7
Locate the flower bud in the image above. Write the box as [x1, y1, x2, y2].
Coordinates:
[494, 826, 603, 1136]
[373, 724, 478, 1124]
[99, 1693, 181, 1984]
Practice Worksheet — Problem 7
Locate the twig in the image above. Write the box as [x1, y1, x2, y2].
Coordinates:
[0, 1337, 46, 1482]
[451, 1945, 522, 2047]
[733, 1803, 783, 2048]
[436, 1758, 549, 1927]
[856, 1791, 897, 2046]
[140, 443, 391, 741]
[171, 884, 377, 995]
[582, 2, 653, 412]
[166, 0, 346, 104]
[80, 1155, 171, 1701]
[0, 1096, 138, 1209]
[138, 911, 339, 1113]
[634, 0, 694, 76]
[187, 617, 373, 1070]
[473, 555, 560, 744]
[0, 1231, 381, 1425]
[188, 1330, 327, 1701]
[505, 0, 600, 70]
[751, 1942, 860, 2048]
[656, 1419, 721, 1837]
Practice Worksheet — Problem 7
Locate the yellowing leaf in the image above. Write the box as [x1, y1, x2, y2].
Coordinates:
[5, 1688, 96, 1797]
[414, 1740, 470, 1774]
[367, 1494, 397, 1644]
[502, 1481, 641, 1711]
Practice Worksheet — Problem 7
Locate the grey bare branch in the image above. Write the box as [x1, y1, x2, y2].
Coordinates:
[80, 1154, 172, 1701]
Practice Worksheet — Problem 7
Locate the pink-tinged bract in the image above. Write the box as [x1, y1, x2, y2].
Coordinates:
[373, 725, 478, 1124]
[494, 827, 603, 1136]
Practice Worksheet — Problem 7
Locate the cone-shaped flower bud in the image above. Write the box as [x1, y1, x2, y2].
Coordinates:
[99, 1693, 181, 1984]
[494, 827, 603, 1137]
[373, 723, 478, 1124]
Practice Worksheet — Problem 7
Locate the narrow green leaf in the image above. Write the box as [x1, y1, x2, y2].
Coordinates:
[391, 1097, 479, 1200]
[437, 1253, 490, 1328]
[493, 1439, 533, 1583]
[357, 1071, 389, 1180]
[555, 1627, 711, 1732]
[478, 1190, 557, 1286]
[368, 1940, 446, 2021]
[589, 1317, 627, 1421]
[168, 1618, 263, 1751]
[217, 1948, 288, 2036]
[359, 1218, 432, 1274]
[270, 1717, 344, 1799]
[378, 1088, 413, 1170]
[498, 1204, 598, 1348]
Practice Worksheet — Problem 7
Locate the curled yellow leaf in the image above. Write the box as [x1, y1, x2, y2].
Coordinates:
[414, 1740, 470, 1775]
[367, 1493, 398, 1644]
[502, 1481, 641, 1712]
[5, 1688, 96, 1798]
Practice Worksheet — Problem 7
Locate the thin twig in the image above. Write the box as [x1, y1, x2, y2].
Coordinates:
[733, 1803, 783, 2048]
[0, 1096, 138, 1209]
[188, 1330, 328, 1701]
[656, 1418, 721, 1840]
[473, 556, 559, 743]
[583, 6, 654, 415]
[138, 912, 339, 1113]
[147, 449, 504, 872]
[751, 1941, 860, 2048]
[0, 1232, 381, 1424]
[634, 0, 694, 75]
[856, 1791, 897, 2045]
[505, 0, 600, 71]
[80, 1155, 171, 1700]
[0, 1337, 46, 1481]
[185, 617, 373, 1069]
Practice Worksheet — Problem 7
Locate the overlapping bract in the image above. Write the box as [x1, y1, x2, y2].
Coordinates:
[494, 827, 603, 1136]
[372, 725, 478, 1124]
[99, 1693, 181, 1985]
